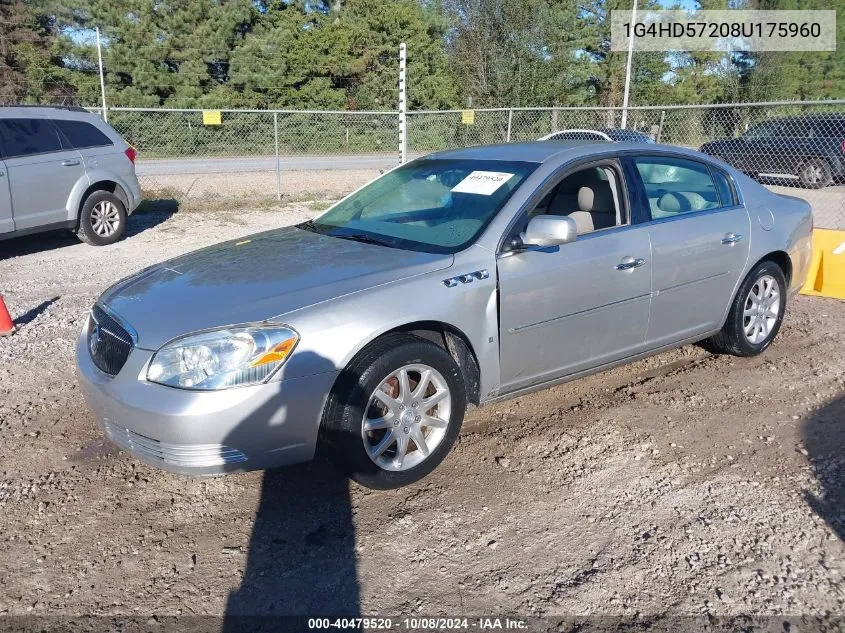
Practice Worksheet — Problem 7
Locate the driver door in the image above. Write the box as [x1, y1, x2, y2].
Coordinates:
[496, 160, 653, 393]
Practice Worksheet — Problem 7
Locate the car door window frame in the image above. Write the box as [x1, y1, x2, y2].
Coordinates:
[622, 152, 744, 227]
[497, 155, 632, 255]
[0, 117, 68, 160]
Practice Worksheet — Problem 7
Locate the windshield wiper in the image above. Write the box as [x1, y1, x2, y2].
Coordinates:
[333, 232, 400, 248]
[297, 219, 321, 233]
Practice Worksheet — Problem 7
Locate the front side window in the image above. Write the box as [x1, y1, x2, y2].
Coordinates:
[53, 119, 113, 149]
[529, 165, 624, 234]
[0, 118, 63, 158]
[633, 156, 721, 219]
[301, 159, 537, 254]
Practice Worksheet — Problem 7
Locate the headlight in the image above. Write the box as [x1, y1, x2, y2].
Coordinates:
[146, 325, 298, 390]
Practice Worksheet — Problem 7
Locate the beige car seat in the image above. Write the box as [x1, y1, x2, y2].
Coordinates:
[568, 186, 617, 233]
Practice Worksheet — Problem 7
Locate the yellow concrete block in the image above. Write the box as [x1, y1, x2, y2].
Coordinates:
[801, 228, 845, 300]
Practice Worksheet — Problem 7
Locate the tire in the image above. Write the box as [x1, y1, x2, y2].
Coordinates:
[77, 191, 127, 246]
[320, 333, 466, 490]
[798, 158, 832, 189]
[708, 260, 787, 357]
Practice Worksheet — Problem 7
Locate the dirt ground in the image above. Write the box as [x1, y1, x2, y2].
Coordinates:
[0, 203, 844, 630]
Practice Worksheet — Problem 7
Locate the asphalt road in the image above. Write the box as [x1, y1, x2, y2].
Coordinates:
[135, 153, 403, 176]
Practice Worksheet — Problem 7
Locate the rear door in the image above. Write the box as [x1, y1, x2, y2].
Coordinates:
[0, 117, 87, 231]
[626, 154, 750, 347]
[0, 158, 11, 234]
[52, 117, 117, 172]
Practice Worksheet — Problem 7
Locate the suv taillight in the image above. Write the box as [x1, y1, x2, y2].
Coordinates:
[124, 147, 137, 165]
[841, 139, 845, 153]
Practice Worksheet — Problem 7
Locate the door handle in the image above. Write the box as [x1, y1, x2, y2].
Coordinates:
[0, 170, 5, 177]
[61, 159, 80, 167]
[616, 257, 646, 271]
[721, 232, 744, 245]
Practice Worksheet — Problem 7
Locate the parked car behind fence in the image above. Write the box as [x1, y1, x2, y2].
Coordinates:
[700, 114, 845, 189]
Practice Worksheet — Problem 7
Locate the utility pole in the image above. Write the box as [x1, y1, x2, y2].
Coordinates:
[620, 0, 637, 129]
[95, 27, 108, 122]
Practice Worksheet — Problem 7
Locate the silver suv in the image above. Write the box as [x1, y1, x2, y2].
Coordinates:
[0, 106, 141, 246]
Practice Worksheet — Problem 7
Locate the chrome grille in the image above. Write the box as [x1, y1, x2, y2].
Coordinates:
[88, 305, 133, 376]
[103, 421, 248, 468]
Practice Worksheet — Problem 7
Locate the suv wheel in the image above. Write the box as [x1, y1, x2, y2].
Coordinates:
[320, 333, 466, 490]
[798, 158, 832, 189]
[77, 191, 127, 246]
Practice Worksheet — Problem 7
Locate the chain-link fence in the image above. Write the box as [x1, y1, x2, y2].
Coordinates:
[100, 107, 401, 206]
[98, 101, 845, 229]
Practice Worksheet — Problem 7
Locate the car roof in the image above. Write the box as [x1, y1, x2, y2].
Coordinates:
[759, 113, 845, 123]
[424, 141, 696, 164]
[0, 105, 98, 120]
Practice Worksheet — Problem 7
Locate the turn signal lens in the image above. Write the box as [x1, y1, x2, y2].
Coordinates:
[250, 338, 297, 367]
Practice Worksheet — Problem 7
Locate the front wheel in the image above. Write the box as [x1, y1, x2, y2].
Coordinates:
[708, 260, 787, 357]
[320, 333, 466, 489]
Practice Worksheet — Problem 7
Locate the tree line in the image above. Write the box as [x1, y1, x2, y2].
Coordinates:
[1, 0, 843, 110]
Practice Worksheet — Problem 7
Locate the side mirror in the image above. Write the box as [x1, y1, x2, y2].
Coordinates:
[520, 214, 578, 247]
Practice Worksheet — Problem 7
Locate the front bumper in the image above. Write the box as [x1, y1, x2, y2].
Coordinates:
[75, 326, 338, 475]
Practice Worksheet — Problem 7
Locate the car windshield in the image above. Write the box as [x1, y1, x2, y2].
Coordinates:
[300, 158, 538, 254]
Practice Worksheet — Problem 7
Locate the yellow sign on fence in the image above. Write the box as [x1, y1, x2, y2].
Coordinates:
[461, 110, 475, 125]
[202, 110, 222, 126]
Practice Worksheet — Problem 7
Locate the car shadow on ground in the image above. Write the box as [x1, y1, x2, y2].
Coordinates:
[222, 351, 362, 631]
[125, 198, 179, 238]
[0, 199, 179, 259]
[222, 462, 361, 631]
[802, 393, 845, 541]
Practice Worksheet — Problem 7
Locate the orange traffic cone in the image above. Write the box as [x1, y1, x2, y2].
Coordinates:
[0, 294, 15, 336]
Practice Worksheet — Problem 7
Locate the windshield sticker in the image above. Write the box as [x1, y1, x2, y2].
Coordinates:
[451, 171, 514, 195]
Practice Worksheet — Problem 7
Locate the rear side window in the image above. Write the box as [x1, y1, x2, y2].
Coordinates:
[0, 118, 63, 158]
[810, 118, 845, 139]
[633, 156, 721, 219]
[53, 119, 113, 149]
[712, 169, 737, 207]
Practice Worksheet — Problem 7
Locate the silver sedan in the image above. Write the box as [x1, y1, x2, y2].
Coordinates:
[76, 142, 813, 489]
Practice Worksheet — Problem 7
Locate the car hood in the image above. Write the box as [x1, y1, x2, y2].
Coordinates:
[99, 226, 454, 350]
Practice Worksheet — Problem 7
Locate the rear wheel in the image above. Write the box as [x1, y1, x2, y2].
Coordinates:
[708, 260, 787, 357]
[77, 191, 127, 246]
[798, 158, 832, 189]
[320, 333, 466, 489]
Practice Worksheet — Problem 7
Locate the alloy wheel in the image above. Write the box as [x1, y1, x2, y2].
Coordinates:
[361, 364, 452, 472]
[743, 274, 780, 344]
[804, 164, 823, 184]
[90, 200, 121, 237]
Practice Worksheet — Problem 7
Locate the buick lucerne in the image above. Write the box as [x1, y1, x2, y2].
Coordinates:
[76, 142, 813, 489]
